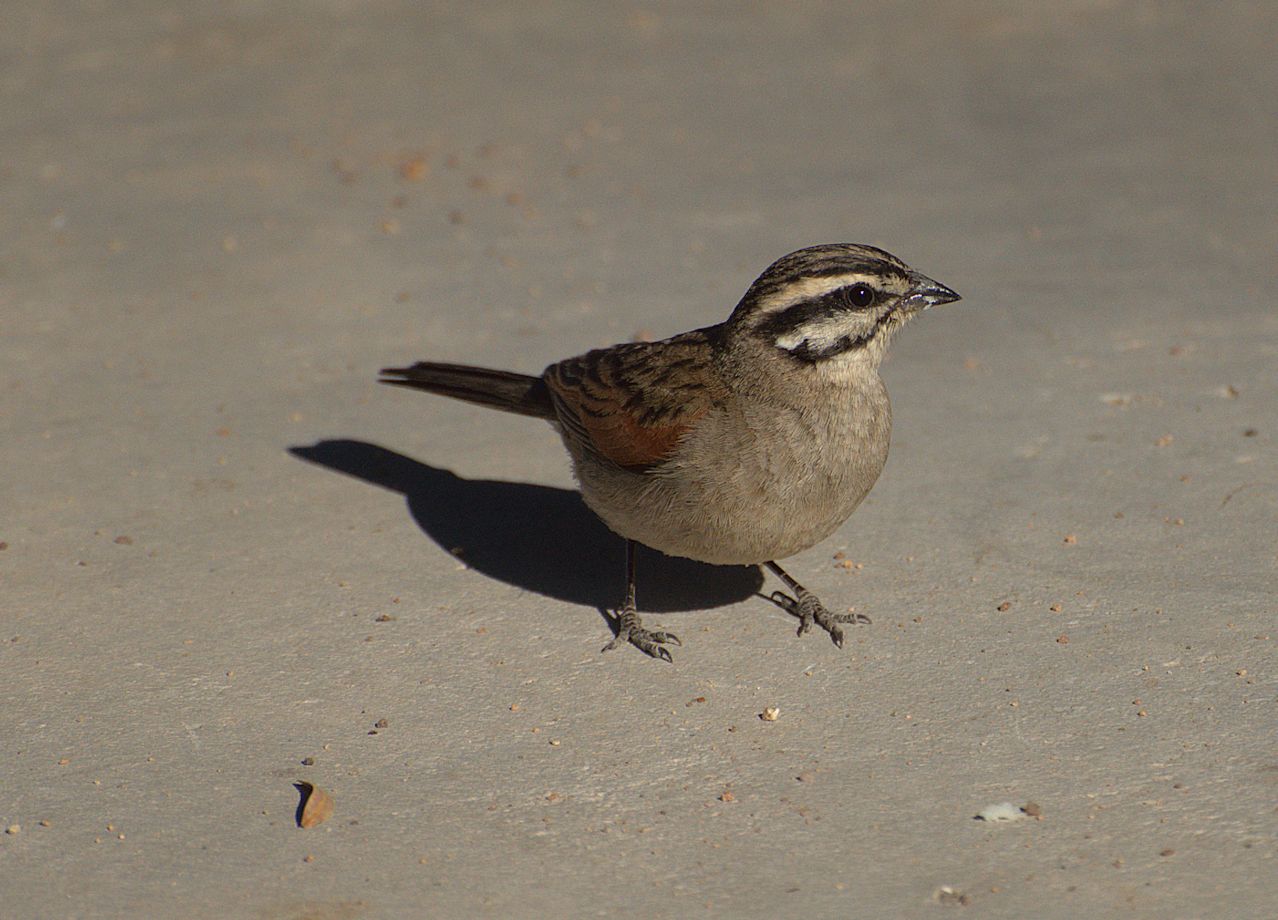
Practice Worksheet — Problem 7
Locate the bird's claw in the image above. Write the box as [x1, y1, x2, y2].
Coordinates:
[603, 607, 681, 662]
[770, 589, 869, 648]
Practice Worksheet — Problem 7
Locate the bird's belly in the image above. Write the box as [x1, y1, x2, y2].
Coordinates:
[570, 397, 890, 565]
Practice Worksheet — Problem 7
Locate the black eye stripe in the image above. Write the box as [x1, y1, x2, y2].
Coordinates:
[754, 300, 836, 342]
[753, 285, 883, 341]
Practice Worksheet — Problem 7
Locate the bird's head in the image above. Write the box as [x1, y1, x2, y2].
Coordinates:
[728, 243, 960, 368]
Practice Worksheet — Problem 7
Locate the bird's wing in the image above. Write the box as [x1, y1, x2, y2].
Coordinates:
[543, 328, 727, 471]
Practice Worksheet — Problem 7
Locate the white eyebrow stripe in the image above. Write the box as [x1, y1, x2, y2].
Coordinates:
[755, 274, 878, 313]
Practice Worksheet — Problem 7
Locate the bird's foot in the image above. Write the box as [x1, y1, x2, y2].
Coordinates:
[769, 589, 870, 648]
[603, 606, 681, 662]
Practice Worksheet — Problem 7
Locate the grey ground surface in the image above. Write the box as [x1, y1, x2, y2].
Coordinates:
[3, 3, 1275, 918]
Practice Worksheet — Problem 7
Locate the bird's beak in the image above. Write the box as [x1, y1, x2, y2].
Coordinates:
[901, 271, 961, 312]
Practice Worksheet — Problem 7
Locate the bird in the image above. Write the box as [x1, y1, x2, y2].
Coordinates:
[380, 244, 960, 661]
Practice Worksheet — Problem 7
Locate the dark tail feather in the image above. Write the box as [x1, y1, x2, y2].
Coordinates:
[379, 362, 555, 420]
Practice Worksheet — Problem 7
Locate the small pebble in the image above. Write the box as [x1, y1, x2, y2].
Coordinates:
[399, 156, 429, 181]
[297, 782, 334, 829]
[934, 887, 970, 906]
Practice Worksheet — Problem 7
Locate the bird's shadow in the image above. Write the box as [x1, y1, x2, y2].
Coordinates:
[289, 439, 762, 613]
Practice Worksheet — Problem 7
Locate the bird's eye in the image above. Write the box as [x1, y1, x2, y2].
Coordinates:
[846, 283, 876, 308]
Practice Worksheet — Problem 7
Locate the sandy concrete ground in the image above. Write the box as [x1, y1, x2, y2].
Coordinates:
[3, 3, 1275, 918]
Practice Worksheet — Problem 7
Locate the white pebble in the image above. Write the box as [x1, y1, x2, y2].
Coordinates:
[976, 802, 1025, 823]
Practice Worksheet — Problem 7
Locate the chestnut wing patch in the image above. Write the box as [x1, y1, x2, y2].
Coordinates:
[544, 331, 724, 471]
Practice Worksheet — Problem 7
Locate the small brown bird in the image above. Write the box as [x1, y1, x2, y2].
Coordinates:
[381, 244, 959, 660]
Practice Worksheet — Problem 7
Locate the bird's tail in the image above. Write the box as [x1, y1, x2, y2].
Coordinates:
[379, 362, 555, 419]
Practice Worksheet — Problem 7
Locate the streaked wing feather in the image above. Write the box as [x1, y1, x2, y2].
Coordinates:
[544, 329, 725, 470]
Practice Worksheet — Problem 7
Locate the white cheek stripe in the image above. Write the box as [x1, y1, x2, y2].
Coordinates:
[774, 314, 879, 352]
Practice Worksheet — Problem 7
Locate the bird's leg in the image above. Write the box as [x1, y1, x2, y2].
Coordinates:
[602, 540, 681, 662]
[764, 560, 870, 648]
